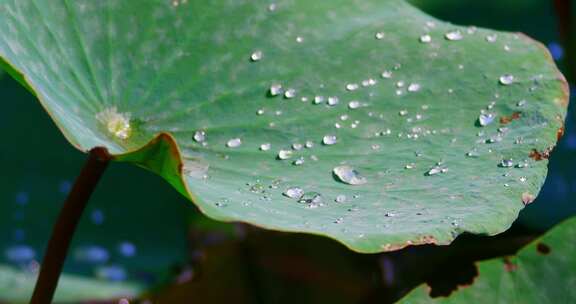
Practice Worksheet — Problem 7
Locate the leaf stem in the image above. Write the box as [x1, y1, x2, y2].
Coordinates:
[30, 147, 111, 304]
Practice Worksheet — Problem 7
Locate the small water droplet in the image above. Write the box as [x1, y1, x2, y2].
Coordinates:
[499, 74, 515, 85]
[314, 95, 325, 104]
[346, 83, 359, 91]
[322, 135, 337, 145]
[500, 159, 514, 168]
[270, 84, 283, 96]
[327, 96, 340, 106]
[292, 143, 303, 150]
[375, 32, 385, 40]
[296, 36, 304, 43]
[226, 138, 242, 148]
[348, 100, 361, 109]
[335, 194, 347, 203]
[260, 143, 271, 151]
[486, 34, 497, 43]
[305, 141, 314, 148]
[283, 187, 304, 199]
[426, 166, 447, 176]
[298, 192, 323, 205]
[293, 157, 305, 166]
[278, 149, 293, 160]
[517, 100, 527, 107]
[333, 165, 367, 185]
[284, 88, 296, 98]
[250, 50, 263, 61]
[408, 83, 421, 92]
[381, 70, 393, 78]
[193, 130, 206, 143]
[445, 30, 463, 41]
[478, 113, 496, 127]
[419, 34, 432, 43]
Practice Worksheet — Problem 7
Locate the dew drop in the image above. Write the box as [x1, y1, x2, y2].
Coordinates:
[260, 143, 271, 151]
[486, 34, 497, 43]
[335, 194, 347, 203]
[348, 100, 361, 109]
[381, 70, 393, 78]
[408, 83, 421, 92]
[333, 165, 367, 185]
[314, 95, 325, 104]
[278, 149, 293, 160]
[298, 192, 323, 205]
[419, 34, 432, 43]
[292, 143, 303, 150]
[293, 157, 305, 166]
[375, 32, 385, 39]
[284, 88, 296, 99]
[499, 159, 514, 168]
[305, 141, 314, 148]
[445, 30, 463, 41]
[250, 50, 263, 61]
[226, 138, 242, 148]
[193, 130, 206, 143]
[478, 113, 496, 127]
[270, 84, 283, 96]
[499, 74, 515, 85]
[283, 187, 304, 199]
[322, 135, 337, 145]
[346, 83, 359, 91]
[327, 96, 340, 106]
[426, 166, 447, 176]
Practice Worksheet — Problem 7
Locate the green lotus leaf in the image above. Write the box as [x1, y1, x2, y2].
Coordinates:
[400, 215, 576, 303]
[0, 0, 567, 253]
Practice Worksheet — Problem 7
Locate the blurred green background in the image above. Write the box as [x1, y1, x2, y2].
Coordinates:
[0, 0, 574, 303]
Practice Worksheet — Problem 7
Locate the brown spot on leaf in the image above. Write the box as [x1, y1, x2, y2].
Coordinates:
[557, 126, 565, 141]
[503, 257, 517, 272]
[522, 192, 536, 205]
[500, 112, 522, 124]
[536, 243, 551, 255]
[529, 148, 551, 161]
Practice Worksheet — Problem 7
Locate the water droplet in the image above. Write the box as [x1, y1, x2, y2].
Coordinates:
[284, 88, 296, 98]
[486, 34, 497, 43]
[305, 141, 314, 148]
[419, 34, 432, 43]
[399, 110, 408, 116]
[226, 138, 242, 148]
[292, 143, 303, 150]
[193, 130, 206, 143]
[333, 165, 367, 185]
[5, 245, 35, 263]
[500, 159, 514, 168]
[426, 166, 447, 176]
[517, 100, 527, 107]
[270, 84, 283, 96]
[314, 95, 325, 104]
[408, 83, 421, 92]
[96, 107, 132, 140]
[322, 135, 337, 145]
[283, 187, 304, 199]
[250, 50, 263, 61]
[346, 83, 359, 91]
[260, 143, 271, 151]
[375, 32, 385, 39]
[499, 74, 515, 85]
[327, 96, 340, 106]
[293, 157, 305, 166]
[335, 194, 347, 203]
[519, 176, 527, 183]
[296, 36, 304, 43]
[445, 30, 463, 41]
[268, 3, 277, 11]
[478, 113, 496, 127]
[298, 192, 323, 205]
[381, 70, 393, 78]
[348, 100, 361, 109]
[278, 149, 293, 160]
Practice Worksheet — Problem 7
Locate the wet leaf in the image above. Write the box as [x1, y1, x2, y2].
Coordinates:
[400, 216, 576, 303]
[0, 0, 567, 253]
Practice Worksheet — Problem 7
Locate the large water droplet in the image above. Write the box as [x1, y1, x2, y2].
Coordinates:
[333, 165, 367, 185]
